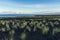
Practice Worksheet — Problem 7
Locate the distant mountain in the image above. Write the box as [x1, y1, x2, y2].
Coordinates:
[34, 12, 60, 15]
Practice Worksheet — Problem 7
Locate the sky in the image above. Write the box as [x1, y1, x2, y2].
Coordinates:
[0, 0, 60, 14]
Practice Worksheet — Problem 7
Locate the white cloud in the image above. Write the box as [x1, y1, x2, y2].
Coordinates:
[0, 9, 60, 14]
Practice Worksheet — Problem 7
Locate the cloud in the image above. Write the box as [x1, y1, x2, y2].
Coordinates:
[0, 8, 60, 14]
[0, 11, 36, 14]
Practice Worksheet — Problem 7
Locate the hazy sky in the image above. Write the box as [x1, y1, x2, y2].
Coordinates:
[0, 0, 60, 14]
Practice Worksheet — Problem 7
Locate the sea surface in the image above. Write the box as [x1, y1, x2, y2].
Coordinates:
[0, 14, 36, 17]
[0, 13, 60, 17]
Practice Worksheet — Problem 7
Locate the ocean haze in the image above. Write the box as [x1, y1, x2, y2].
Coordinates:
[0, 12, 60, 17]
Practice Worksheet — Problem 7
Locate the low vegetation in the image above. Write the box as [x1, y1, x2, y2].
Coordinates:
[0, 16, 60, 40]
